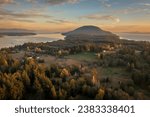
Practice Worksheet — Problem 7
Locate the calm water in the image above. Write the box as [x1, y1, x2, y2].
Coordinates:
[115, 32, 150, 42]
[0, 33, 150, 49]
[0, 33, 64, 49]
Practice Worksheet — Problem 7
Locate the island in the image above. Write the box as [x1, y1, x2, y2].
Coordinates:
[0, 32, 36, 36]
[0, 28, 36, 36]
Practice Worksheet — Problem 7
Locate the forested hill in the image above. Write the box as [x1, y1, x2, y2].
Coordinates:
[62, 26, 119, 42]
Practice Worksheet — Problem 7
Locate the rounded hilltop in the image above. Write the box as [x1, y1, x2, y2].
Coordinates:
[62, 25, 113, 36]
[62, 25, 119, 42]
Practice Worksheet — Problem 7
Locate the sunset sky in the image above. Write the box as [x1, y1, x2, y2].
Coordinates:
[0, 0, 150, 32]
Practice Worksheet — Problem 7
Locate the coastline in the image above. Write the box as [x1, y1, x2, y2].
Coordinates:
[115, 32, 150, 42]
[0, 31, 150, 100]
[0, 32, 36, 36]
[0, 33, 64, 49]
[0, 32, 150, 50]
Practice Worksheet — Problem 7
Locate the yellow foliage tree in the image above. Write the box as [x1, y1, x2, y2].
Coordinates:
[51, 85, 57, 99]
[95, 88, 105, 100]
[60, 68, 70, 78]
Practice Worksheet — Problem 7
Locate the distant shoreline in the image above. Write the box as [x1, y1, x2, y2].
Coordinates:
[116, 32, 150, 34]
[0, 32, 36, 36]
[0, 32, 150, 50]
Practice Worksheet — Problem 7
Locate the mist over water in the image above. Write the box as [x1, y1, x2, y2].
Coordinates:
[0, 33, 150, 49]
[0, 33, 64, 49]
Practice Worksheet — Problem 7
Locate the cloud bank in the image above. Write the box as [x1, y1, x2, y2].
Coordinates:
[27, 0, 80, 5]
[82, 14, 120, 23]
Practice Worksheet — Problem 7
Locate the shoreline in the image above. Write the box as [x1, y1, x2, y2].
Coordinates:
[1, 34, 149, 55]
[0, 32, 150, 50]
[0, 32, 36, 36]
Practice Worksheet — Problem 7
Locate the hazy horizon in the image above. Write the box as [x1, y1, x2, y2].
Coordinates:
[0, 0, 150, 33]
[0, 27, 150, 34]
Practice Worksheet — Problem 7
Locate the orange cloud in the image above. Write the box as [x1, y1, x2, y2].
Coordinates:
[0, 0, 13, 5]
[81, 14, 120, 23]
[0, 20, 78, 32]
[103, 25, 150, 32]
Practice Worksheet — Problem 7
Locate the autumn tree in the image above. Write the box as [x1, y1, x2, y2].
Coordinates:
[51, 85, 57, 99]
[95, 88, 105, 100]
[0, 87, 5, 99]
[21, 70, 30, 87]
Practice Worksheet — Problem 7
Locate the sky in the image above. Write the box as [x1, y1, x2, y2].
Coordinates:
[0, 0, 150, 32]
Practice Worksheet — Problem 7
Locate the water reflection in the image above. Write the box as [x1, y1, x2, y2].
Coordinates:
[0, 33, 64, 49]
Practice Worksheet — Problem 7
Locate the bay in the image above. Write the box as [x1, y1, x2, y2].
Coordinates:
[0, 33, 64, 49]
[0, 32, 150, 49]
[116, 32, 150, 42]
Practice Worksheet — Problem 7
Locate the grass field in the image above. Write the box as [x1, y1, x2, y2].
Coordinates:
[96, 67, 132, 88]
[66, 52, 130, 79]
[65, 52, 97, 62]
[100, 67, 130, 78]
